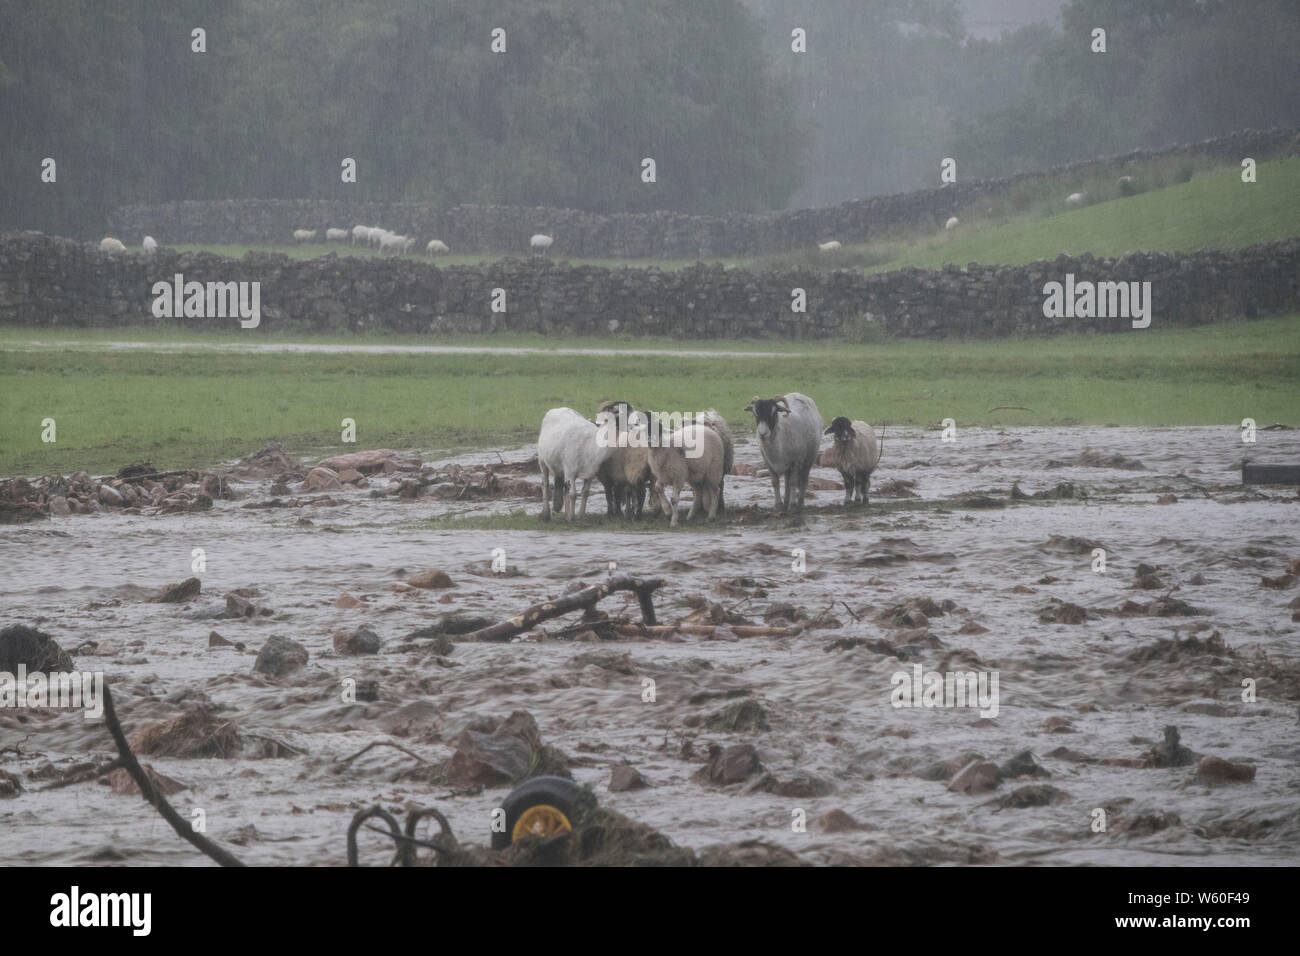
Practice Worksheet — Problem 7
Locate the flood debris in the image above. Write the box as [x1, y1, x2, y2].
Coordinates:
[695, 743, 763, 787]
[1141, 726, 1199, 768]
[1195, 755, 1257, 784]
[608, 763, 650, 792]
[1047, 447, 1146, 470]
[462, 575, 664, 642]
[0, 624, 74, 673]
[150, 577, 201, 603]
[427, 711, 571, 788]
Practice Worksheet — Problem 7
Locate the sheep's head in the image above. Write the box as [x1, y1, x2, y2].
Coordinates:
[744, 395, 790, 439]
[825, 416, 856, 442]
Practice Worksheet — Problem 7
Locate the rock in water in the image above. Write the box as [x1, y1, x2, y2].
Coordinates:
[253, 636, 309, 677]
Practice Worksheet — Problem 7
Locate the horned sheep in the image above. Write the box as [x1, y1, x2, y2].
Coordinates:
[744, 392, 823, 513]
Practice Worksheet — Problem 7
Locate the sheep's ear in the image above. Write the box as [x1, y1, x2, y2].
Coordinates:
[824, 425, 834, 435]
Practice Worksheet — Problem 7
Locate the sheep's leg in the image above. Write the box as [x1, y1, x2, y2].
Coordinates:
[795, 465, 811, 512]
[770, 472, 783, 512]
[782, 470, 793, 512]
[705, 482, 720, 521]
[578, 478, 592, 518]
[843, 472, 853, 506]
[540, 464, 552, 521]
[564, 481, 576, 521]
[716, 478, 725, 515]
[861, 471, 871, 506]
[669, 483, 682, 527]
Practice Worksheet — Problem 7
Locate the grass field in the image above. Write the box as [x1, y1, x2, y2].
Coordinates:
[2, 316, 1296, 477]
[170, 157, 1300, 275]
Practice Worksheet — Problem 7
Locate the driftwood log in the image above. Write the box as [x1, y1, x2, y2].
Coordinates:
[101, 683, 247, 867]
[465, 575, 665, 642]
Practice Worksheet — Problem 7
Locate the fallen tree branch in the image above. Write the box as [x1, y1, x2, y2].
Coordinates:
[610, 623, 801, 639]
[101, 683, 246, 867]
[465, 576, 665, 642]
[336, 739, 429, 767]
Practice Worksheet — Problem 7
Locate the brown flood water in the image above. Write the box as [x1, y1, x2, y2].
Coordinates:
[2, 425, 1298, 865]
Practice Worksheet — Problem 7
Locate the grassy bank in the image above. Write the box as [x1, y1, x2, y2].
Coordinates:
[165, 157, 1300, 275]
[1, 317, 1296, 477]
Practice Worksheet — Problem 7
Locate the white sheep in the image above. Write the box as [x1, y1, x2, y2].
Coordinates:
[326, 227, 349, 243]
[686, 409, 733, 515]
[351, 225, 372, 246]
[648, 424, 724, 527]
[426, 239, 450, 256]
[945, 216, 960, 231]
[379, 232, 407, 254]
[99, 237, 126, 253]
[744, 393, 823, 513]
[530, 233, 554, 254]
[817, 240, 842, 252]
[142, 236, 158, 254]
[292, 229, 318, 243]
[594, 401, 652, 518]
[1065, 192, 1085, 206]
[823, 416, 883, 506]
[537, 407, 612, 521]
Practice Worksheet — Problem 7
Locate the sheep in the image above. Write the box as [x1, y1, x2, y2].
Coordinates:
[594, 400, 650, 518]
[537, 407, 613, 521]
[351, 225, 371, 246]
[402, 236, 416, 255]
[142, 236, 157, 254]
[817, 240, 842, 252]
[685, 409, 733, 515]
[530, 233, 554, 254]
[944, 216, 960, 231]
[1065, 192, 1085, 206]
[744, 392, 823, 513]
[379, 232, 408, 255]
[426, 239, 450, 256]
[823, 416, 883, 506]
[647, 424, 724, 527]
[326, 227, 349, 243]
[292, 229, 318, 243]
[99, 237, 126, 253]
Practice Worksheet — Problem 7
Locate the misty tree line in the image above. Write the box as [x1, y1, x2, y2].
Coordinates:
[1, 0, 1297, 238]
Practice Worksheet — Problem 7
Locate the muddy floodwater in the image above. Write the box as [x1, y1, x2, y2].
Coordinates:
[2, 425, 1299, 866]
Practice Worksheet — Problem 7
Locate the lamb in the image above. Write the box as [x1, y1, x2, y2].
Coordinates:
[141, 236, 157, 254]
[99, 237, 126, 253]
[647, 424, 724, 527]
[1065, 192, 1085, 206]
[292, 229, 318, 243]
[817, 240, 842, 252]
[426, 239, 450, 256]
[326, 227, 349, 243]
[945, 216, 960, 231]
[530, 233, 554, 254]
[823, 416, 883, 506]
[537, 407, 613, 521]
[744, 392, 823, 513]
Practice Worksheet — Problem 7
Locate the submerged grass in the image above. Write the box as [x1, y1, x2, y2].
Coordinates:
[1, 315, 1296, 476]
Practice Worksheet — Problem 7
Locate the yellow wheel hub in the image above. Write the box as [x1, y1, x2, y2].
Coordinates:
[512, 804, 572, 841]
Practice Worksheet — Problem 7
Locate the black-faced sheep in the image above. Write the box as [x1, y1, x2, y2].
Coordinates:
[744, 392, 823, 513]
[824, 416, 882, 506]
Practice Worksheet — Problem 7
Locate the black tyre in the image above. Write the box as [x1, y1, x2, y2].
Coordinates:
[491, 775, 586, 850]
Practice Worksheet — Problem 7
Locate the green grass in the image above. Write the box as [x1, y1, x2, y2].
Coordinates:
[2, 316, 1297, 476]
[167, 158, 1300, 276]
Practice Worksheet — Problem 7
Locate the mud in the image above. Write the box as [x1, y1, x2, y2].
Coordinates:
[2, 425, 1298, 865]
